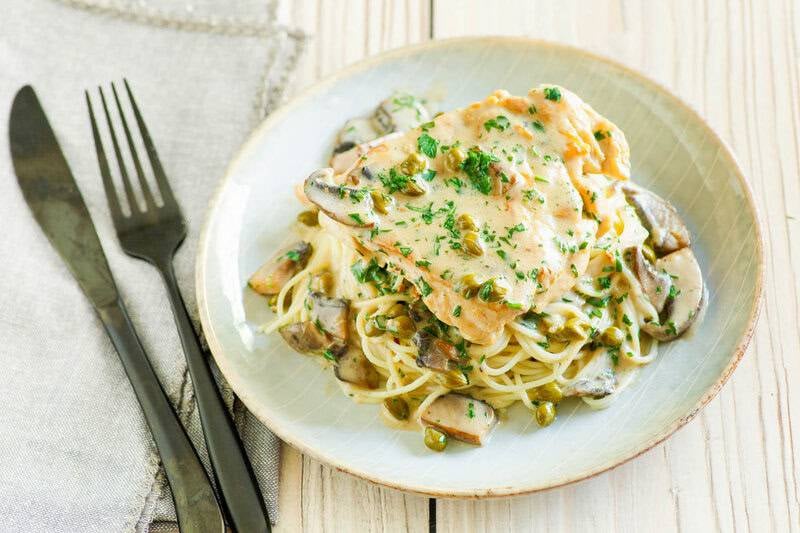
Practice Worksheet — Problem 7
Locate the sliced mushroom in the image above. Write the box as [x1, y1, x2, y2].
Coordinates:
[420, 394, 497, 446]
[333, 117, 380, 154]
[248, 241, 311, 296]
[562, 369, 617, 399]
[279, 321, 342, 354]
[334, 347, 379, 389]
[626, 245, 672, 313]
[330, 132, 403, 175]
[621, 183, 691, 254]
[412, 330, 460, 372]
[303, 168, 377, 227]
[372, 92, 430, 135]
[642, 247, 704, 341]
[308, 292, 349, 341]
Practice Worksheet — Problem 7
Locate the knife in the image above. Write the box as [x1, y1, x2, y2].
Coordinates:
[9, 85, 225, 533]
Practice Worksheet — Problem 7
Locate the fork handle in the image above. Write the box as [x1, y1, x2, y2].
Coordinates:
[96, 301, 225, 533]
[158, 261, 271, 533]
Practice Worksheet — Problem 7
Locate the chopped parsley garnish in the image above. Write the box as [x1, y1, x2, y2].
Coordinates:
[484, 115, 510, 132]
[285, 250, 301, 262]
[461, 148, 499, 195]
[420, 120, 435, 131]
[543, 87, 562, 102]
[666, 321, 678, 336]
[570, 264, 579, 277]
[527, 104, 537, 114]
[415, 260, 431, 269]
[586, 295, 611, 308]
[379, 168, 409, 193]
[534, 175, 549, 183]
[597, 276, 612, 289]
[406, 202, 435, 224]
[417, 277, 433, 297]
[523, 188, 545, 204]
[398, 246, 412, 257]
[452, 305, 462, 317]
[496, 249, 508, 261]
[348, 213, 365, 225]
[594, 130, 611, 141]
[579, 241, 589, 250]
[507, 223, 526, 238]
[417, 133, 439, 158]
[322, 349, 336, 361]
[668, 285, 681, 300]
[622, 314, 633, 326]
[505, 301, 523, 310]
[531, 120, 545, 132]
[477, 279, 494, 302]
[446, 177, 465, 192]
[467, 401, 476, 419]
[421, 169, 437, 181]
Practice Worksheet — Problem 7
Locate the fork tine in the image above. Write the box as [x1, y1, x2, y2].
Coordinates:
[122, 79, 176, 206]
[111, 82, 157, 210]
[98, 86, 141, 215]
[86, 90, 125, 225]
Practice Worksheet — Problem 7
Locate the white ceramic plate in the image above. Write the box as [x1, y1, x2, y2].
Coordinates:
[196, 37, 763, 497]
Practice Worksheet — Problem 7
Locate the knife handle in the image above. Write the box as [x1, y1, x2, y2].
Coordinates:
[158, 263, 271, 533]
[97, 302, 225, 533]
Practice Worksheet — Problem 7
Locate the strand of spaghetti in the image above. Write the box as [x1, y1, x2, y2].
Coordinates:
[481, 348, 528, 376]
[341, 371, 435, 401]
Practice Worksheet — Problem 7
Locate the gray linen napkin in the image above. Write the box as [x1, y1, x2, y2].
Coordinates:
[0, 1, 304, 531]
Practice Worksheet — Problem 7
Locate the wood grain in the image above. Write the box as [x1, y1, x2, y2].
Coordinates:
[274, 1, 800, 531]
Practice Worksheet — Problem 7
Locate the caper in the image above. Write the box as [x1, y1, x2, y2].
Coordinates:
[550, 317, 589, 341]
[488, 278, 510, 302]
[424, 427, 448, 452]
[463, 231, 484, 256]
[403, 177, 427, 196]
[386, 315, 416, 338]
[461, 273, 482, 298]
[642, 243, 657, 263]
[297, 209, 319, 226]
[457, 213, 478, 231]
[533, 382, 563, 403]
[535, 402, 556, 427]
[601, 326, 625, 347]
[445, 147, 467, 172]
[384, 397, 409, 420]
[370, 190, 394, 214]
[400, 152, 427, 176]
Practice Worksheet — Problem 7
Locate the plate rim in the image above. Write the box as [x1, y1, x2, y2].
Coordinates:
[196, 35, 765, 498]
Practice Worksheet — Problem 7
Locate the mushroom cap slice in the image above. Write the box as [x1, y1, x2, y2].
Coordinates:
[248, 241, 311, 296]
[334, 347, 379, 389]
[562, 368, 617, 399]
[303, 168, 377, 227]
[308, 291, 349, 341]
[279, 321, 342, 355]
[642, 247, 704, 341]
[420, 394, 497, 446]
[372, 93, 430, 135]
[626, 246, 672, 313]
[622, 184, 691, 254]
[412, 330, 460, 372]
[329, 132, 404, 175]
[334, 117, 379, 154]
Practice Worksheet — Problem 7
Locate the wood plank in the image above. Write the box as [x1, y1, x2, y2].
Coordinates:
[433, 0, 800, 531]
[274, 2, 432, 532]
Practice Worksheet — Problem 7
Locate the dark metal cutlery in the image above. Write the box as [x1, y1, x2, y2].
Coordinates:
[85, 81, 270, 533]
[9, 85, 225, 533]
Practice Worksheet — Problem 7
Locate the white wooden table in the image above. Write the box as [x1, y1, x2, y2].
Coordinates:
[273, 1, 799, 531]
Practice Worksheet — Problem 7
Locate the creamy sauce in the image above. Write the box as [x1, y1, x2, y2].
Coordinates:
[320, 87, 631, 345]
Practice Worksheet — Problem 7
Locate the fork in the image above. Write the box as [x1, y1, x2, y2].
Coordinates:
[86, 80, 270, 533]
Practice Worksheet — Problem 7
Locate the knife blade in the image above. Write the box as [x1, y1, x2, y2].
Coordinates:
[9, 85, 225, 533]
[10, 85, 118, 307]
